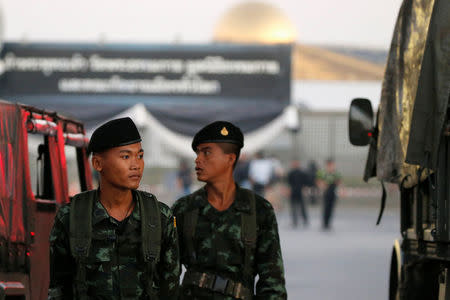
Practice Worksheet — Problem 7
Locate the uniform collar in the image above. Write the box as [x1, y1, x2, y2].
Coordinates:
[92, 189, 140, 225]
[195, 184, 252, 213]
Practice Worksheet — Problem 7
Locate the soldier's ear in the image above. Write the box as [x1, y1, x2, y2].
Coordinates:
[228, 153, 237, 167]
[92, 154, 103, 172]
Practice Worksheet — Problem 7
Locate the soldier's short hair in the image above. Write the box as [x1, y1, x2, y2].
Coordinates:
[217, 143, 240, 169]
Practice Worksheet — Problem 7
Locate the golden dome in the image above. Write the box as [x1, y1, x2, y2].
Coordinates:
[213, 2, 297, 44]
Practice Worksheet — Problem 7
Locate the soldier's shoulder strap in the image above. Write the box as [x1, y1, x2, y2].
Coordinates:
[134, 190, 162, 297]
[69, 190, 96, 259]
[69, 190, 96, 299]
[137, 190, 161, 264]
[183, 188, 204, 265]
[240, 188, 257, 280]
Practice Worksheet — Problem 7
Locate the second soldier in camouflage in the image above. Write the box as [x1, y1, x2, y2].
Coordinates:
[172, 121, 287, 299]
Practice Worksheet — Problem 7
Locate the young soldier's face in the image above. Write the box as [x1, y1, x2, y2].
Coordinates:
[93, 142, 144, 190]
[195, 143, 234, 182]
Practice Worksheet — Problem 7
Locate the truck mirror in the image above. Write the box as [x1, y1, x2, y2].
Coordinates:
[349, 98, 374, 146]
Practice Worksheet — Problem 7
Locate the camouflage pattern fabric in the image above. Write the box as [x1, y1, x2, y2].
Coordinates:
[172, 185, 287, 299]
[316, 170, 342, 186]
[317, 170, 342, 196]
[48, 190, 180, 299]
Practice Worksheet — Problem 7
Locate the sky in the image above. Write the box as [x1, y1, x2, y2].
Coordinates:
[1, 0, 403, 49]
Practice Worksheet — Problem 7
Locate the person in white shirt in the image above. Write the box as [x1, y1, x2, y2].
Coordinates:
[248, 151, 274, 197]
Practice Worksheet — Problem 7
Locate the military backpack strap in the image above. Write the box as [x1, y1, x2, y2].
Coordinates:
[183, 188, 204, 265]
[138, 191, 161, 297]
[241, 189, 257, 282]
[69, 190, 95, 299]
[184, 208, 199, 265]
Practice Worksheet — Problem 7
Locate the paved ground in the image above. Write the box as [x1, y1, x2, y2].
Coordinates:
[277, 205, 400, 300]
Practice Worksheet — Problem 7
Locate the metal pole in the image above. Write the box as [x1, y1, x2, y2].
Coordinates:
[290, 129, 299, 161]
[328, 115, 336, 159]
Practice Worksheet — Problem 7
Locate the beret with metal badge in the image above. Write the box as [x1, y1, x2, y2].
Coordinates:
[192, 121, 244, 151]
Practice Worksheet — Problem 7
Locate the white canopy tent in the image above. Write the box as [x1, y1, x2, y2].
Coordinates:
[94, 103, 298, 165]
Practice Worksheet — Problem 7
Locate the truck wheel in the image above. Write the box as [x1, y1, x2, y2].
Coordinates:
[389, 240, 401, 300]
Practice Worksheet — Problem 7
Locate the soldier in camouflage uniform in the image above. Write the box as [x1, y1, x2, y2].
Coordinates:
[317, 158, 342, 230]
[172, 121, 287, 299]
[48, 117, 180, 299]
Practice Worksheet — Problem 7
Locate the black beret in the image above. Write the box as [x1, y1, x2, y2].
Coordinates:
[88, 117, 141, 153]
[192, 121, 244, 151]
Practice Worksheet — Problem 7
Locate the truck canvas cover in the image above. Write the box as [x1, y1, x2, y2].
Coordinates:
[369, 0, 450, 187]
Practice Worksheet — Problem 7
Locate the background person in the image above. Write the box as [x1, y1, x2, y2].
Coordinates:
[307, 160, 319, 205]
[233, 152, 251, 189]
[287, 160, 310, 228]
[248, 151, 274, 197]
[317, 158, 342, 231]
[177, 159, 193, 196]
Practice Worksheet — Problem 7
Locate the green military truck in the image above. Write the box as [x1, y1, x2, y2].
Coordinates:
[0, 100, 93, 300]
[349, 0, 449, 299]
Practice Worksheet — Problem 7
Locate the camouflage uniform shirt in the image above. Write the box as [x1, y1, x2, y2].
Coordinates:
[48, 190, 180, 299]
[172, 185, 287, 299]
[317, 170, 342, 194]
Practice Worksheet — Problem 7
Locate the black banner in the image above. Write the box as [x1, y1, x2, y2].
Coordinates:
[0, 43, 291, 101]
[0, 43, 291, 133]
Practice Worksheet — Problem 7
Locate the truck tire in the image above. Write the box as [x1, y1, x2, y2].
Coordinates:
[389, 240, 402, 300]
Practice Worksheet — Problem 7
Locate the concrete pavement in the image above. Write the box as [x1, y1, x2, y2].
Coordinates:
[277, 205, 400, 300]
